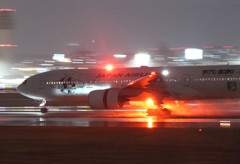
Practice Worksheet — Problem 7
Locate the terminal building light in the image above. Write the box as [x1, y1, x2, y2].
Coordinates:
[185, 48, 203, 60]
[52, 54, 71, 63]
[134, 53, 150, 67]
[113, 54, 127, 58]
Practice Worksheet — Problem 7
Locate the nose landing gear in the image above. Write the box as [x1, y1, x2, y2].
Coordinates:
[40, 107, 48, 113]
[39, 99, 48, 113]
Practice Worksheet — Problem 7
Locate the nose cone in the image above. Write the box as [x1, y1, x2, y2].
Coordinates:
[16, 83, 24, 94]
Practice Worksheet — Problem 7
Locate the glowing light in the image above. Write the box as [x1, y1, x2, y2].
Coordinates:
[0, 44, 18, 47]
[91, 40, 95, 43]
[0, 9, 16, 12]
[148, 118, 153, 128]
[105, 65, 113, 71]
[203, 46, 214, 49]
[19, 67, 48, 72]
[162, 70, 169, 76]
[134, 53, 150, 67]
[113, 54, 127, 58]
[220, 121, 231, 128]
[68, 43, 79, 46]
[151, 71, 156, 75]
[223, 46, 234, 49]
[185, 48, 203, 60]
[170, 47, 188, 50]
[44, 60, 55, 63]
[146, 99, 154, 106]
[52, 54, 72, 63]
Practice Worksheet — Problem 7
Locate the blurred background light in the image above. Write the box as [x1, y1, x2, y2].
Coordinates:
[134, 53, 150, 67]
[185, 48, 203, 60]
[113, 54, 127, 58]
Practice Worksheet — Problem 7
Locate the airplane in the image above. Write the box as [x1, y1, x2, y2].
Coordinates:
[17, 65, 240, 115]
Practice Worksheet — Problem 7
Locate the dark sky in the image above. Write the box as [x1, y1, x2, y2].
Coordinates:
[1, 0, 240, 59]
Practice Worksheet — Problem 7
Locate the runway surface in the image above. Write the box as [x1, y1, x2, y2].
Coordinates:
[0, 105, 240, 128]
[1, 92, 240, 163]
[1, 92, 240, 128]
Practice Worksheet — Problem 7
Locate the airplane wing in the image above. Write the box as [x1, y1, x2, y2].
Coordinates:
[119, 71, 171, 100]
[126, 72, 158, 89]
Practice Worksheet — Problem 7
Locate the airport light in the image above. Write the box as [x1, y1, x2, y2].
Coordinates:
[184, 48, 203, 60]
[53, 54, 65, 61]
[162, 70, 169, 76]
[134, 53, 150, 67]
[53, 54, 72, 63]
[113, 54, 127, 58]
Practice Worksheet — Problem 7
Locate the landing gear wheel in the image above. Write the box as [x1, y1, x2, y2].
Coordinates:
[147, 107, 171, 117]
[40, 107, 48, 113]
[162, 108, 171, 116]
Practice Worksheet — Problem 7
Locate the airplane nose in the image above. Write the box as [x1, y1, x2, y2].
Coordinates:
[17, 83, 24, 93]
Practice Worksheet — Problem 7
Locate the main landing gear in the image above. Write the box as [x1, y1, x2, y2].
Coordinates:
[40, 107, 48, 113]
[147, 106, 171, 117]
[39, 99, 48, 113]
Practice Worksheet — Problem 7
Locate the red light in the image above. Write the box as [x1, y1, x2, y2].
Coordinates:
[223, 46, 234, 49]
[203, 46, 214, 49]
[91, 40, 95, 44]
[170, 47, 188, 50]
[151, 71, 156, 75]
[105, 64, 113, 71]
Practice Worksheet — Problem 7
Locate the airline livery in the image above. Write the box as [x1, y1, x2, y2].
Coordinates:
[17, 65, 240, 114]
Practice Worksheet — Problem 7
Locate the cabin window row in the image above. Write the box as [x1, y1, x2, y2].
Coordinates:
[45, 80, 133, 85]
[193, 77, 240, 82]
[46, 81, 81, 85]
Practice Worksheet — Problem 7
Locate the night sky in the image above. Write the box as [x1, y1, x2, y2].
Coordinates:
[1, 0, 240, 59]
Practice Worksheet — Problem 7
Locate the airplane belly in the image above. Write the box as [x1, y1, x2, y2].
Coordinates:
[166, 81, 240, 100]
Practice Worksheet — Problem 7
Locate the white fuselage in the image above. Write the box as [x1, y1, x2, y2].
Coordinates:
[17, 65, 240, 102]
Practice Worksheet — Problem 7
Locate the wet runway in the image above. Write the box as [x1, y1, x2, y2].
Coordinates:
[2, 92, 240, 163]
[1, 92, 240, 128]
[0, 106, 240, 128]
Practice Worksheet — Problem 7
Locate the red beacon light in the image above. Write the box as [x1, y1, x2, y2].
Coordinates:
[105, 64, 113, 71]
[151, 71, 156, 75]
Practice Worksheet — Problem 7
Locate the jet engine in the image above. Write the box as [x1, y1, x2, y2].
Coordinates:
[88, 89, 122, 109]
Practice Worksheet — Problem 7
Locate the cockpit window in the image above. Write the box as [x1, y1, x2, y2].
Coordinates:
[23, 79, 27, 84]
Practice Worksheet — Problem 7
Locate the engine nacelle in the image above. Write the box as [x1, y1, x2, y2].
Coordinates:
[88, 89, 121, 109]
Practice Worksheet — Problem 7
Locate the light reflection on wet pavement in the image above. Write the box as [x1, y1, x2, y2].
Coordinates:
[0, 104, 240, 128]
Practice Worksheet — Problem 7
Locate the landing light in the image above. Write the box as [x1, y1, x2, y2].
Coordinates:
[146, 99, 154, 105]
[105, 65, 113, 71]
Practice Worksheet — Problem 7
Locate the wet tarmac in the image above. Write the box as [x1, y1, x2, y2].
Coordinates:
[1, 92, 240, 128]
[0, 106, 240, 128]
[2, 92, 240, 163]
